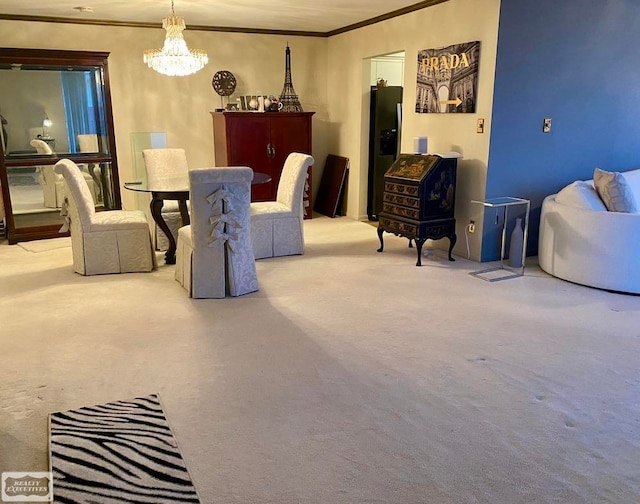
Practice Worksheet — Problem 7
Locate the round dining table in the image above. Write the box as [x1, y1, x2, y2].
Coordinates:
[124, 171, 271, 264]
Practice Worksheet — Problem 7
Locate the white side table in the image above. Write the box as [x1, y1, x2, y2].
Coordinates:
[469, 196, 530, 282]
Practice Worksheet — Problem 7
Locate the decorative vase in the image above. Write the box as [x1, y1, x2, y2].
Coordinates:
[508, 217, 524, 268]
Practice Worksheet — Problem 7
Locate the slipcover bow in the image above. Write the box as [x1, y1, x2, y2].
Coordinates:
[207, 187, 240, 251]
[209, 227, 239, 251]
[209, 212, 240, 229]
[206, 188, 235, 209]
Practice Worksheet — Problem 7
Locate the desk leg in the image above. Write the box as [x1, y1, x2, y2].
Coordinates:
[414, 238, 426, 266]
[376, 225, 385, 252]
[151, 197, 177, 264]
[447, 232, 457, 261]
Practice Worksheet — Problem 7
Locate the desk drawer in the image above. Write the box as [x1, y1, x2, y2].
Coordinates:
[379, 217, 418, 239]
[384, 181, 419, 197]
[382, 203, 419, 220]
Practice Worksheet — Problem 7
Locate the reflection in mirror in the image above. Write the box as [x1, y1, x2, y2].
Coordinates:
[1, 67, 109, 158]
[6, 161, 114, 229]
[8, 162, 63, 230]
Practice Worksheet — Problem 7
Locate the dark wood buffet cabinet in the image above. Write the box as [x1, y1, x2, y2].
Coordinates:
[211, 111, 314, 218]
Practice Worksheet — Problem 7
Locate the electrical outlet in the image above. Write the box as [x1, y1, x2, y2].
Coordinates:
[477, 118, 484, 134]
[468, 220, 475, 233]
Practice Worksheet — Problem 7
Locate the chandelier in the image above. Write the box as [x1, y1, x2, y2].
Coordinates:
[143, 0, 208, 77]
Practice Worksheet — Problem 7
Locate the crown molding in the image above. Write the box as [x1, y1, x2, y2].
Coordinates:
[0, 14, 325, 37]
[326, 0, 449, 36]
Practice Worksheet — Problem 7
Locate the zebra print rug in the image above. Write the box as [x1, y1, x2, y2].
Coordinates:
[49, 394, 200, 503]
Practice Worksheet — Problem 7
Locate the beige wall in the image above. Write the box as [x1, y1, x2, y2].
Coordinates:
[327, 0, 500, 259]
[0, 20, 328, 211]
[0, 70, 68, 152]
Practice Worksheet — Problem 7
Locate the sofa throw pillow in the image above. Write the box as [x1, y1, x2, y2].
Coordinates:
[620, 168, 640, 196]
[593, 168, 639, 213]
[556, 181, 607, 211]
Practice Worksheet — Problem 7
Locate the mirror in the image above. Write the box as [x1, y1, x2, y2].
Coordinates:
[2, 68, 109, 154]
[0, 48, 121, 244]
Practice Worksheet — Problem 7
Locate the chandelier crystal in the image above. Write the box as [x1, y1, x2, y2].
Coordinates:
[143, 0, 208, 77]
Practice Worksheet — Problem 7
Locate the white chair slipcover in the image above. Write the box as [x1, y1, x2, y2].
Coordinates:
[76, 134, 99, 153]
[141, 148, 189, 251]
[250, 152, 314, 259]
[175, 167, 258, 298]
[54, 159, 157, 275]
[32, 139, 99, 208]
[31, 139, 98, 208]
[30, 139, 60, 208]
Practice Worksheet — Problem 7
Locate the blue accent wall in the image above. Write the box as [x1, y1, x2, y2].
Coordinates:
[483, 0, 640, 261]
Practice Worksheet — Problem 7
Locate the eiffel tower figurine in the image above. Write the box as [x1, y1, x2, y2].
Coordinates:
[279, 44, 303, 112]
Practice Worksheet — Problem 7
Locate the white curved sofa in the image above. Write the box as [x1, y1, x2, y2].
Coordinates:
[539, 168, 640, 293]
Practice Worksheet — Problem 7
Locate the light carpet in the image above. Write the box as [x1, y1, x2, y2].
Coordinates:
[17, 237, 70, 253]
[49, 394, 200, 503]
[1, 216, 639, 503]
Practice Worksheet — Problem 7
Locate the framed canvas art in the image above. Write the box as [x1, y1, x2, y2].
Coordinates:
[415, 41, 480, 114]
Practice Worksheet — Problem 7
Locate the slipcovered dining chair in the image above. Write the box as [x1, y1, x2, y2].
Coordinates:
[250, 152, 314, 259]
[141, 148, 189, 251]
[31, 139, 99, 208]
[77, 133, 99, 153]
[175, 167, 258, 298]
[54, 159, 156, 275]
[30, 139, 60, 208]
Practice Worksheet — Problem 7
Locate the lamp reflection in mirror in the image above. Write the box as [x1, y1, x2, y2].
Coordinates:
[42, 114, 52, 139]
[143, 0, 208, 77]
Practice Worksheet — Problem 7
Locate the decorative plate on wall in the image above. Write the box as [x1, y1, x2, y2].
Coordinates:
[212, 70, 237, 96]
[212, 70, 237, 111]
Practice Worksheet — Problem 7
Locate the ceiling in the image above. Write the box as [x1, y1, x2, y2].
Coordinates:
[0, 0, 448, 36]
